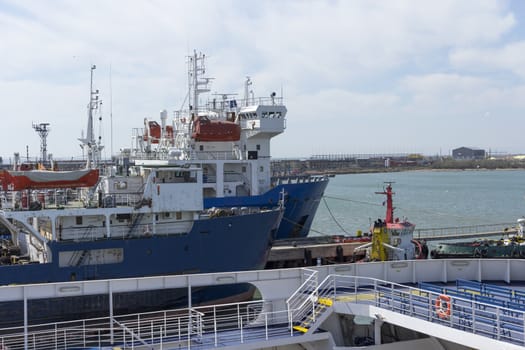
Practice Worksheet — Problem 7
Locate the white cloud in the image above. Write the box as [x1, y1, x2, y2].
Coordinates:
[0, 0, 524, 160]
[450, 41, 525, 78]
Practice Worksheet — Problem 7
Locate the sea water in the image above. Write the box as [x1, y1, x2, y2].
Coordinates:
[310, 169, 525, 237]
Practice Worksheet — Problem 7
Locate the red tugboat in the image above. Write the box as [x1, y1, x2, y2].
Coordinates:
[355, 182, 428, 261]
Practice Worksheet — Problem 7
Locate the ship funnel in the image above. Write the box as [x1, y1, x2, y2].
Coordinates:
[160, 109, 168, 129]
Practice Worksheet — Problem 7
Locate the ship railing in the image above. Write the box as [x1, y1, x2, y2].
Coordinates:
[203, 173, 245, 185]
[313, 275, 525, 347]
[414, 222, 518, 241]
[99, 192, 143, 208]
[0, 298, 292, 349]
[271, 174, 328, 186]
[57, 219, 192, 242]
[174, 96, 284, 118]
[191, 150, 240, 161]
[240, 96, 284, 107]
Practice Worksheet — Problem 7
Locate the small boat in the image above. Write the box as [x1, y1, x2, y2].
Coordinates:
[354, 182, 428, 261]
[0, 168, 99, 191]
[143, 120, 174, 143]
[430, 218, 525, 259]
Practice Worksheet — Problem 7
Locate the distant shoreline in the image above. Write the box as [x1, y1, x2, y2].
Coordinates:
[303, 166, 525, 176]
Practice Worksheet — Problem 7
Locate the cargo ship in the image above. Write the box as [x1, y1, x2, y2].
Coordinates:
[0, 64, 283, 326]
[124, 51, 329, 240]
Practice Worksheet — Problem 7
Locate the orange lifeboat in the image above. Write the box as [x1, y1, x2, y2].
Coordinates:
[0, 169, 99, 191]
[143, 121, 174, 144]
[192, 116, 241, 142]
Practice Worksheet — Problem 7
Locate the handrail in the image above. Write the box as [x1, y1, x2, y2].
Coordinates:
[414, 222, 517, 240]
[0, 270, 523, 349]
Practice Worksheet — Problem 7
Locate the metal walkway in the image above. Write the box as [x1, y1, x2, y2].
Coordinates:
[1, 268, 524, 349]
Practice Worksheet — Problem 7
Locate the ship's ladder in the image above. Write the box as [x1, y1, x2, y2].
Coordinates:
[292, 297, 333, 333]
[128, 213, 145, 235]
[67, 226, 95, 266]
[67, 249, 89, 267]
[287, 269, 334, 334]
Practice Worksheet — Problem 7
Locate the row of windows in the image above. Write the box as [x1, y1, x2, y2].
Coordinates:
[74, 212, 183, 225]
[239, 111, 283, 119]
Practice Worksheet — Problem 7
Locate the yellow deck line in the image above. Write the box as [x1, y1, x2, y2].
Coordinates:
[293, 325, 309, 333]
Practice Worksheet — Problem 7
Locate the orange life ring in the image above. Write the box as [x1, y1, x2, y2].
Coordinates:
[434, 294, 451, 319]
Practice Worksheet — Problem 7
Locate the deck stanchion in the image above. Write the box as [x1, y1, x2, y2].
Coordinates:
[240, 316, 244, 343]
[354, 276, 358, 303]
[265, 313, 269, 340]
[164, 310, 167, 338]
[496, 308, 500, 340]
[160, 325, 163, 349]
[214, 306, 218, 346]
[23, 286, 27, 350]
[471, 302, 476, 334]
[522, 314, 524, 346]
[109, 281, 114, 344]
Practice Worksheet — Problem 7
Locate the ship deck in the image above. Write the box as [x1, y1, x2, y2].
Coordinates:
[0, 259, 524, 349]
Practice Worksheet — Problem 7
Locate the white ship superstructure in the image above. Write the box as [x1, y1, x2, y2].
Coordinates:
[123, 51, 328, 240]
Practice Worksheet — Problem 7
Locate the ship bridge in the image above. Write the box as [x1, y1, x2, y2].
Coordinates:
[239, 102, 287, 139]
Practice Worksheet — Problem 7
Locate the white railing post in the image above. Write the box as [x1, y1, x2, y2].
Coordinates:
[471, 301, 476, 334]
[164, 310, 167, 338]
[214, 306, 218, 347]
[289, 311, 293, 336]
[496, 308, 500, 340]
[354, 275, 358, 303]
[333, 275, 337, 300]
[160, 326, 163, 350]
[151, 320, 154, 344]
[522, 311, 525, 346]
[240, 316, 244, 344]
[265, 313, 269, 340]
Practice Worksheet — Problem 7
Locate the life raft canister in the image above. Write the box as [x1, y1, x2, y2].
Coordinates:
[434, 294, 451, 319]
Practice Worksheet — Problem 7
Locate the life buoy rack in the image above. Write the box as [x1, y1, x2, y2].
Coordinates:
[434, 294, 451, 319]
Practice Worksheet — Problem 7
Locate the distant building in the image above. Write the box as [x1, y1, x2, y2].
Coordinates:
[452, 147, 486, 160]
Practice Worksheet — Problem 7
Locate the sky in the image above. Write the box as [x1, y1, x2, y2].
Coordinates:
[1, 0, 525, 162]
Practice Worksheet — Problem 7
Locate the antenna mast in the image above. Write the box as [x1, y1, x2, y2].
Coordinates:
[32, 122, 51, 165]
[79, 65, 104, 168]
[188, 51, 211, 116]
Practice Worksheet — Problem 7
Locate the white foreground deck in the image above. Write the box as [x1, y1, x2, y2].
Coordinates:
[0, 259, 524, 349]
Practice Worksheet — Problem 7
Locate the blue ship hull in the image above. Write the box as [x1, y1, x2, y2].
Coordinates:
[0, 210, 281, 326]
[0, 210, 279, 284]
[204, 177, 329, 240]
